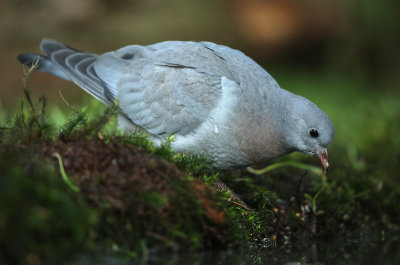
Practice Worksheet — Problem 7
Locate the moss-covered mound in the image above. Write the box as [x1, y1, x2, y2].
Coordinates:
[40, 138, 240, 251]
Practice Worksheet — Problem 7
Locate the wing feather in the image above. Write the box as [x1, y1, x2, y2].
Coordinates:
[118, 63, 222, 136]
[40, 39, 230, 136]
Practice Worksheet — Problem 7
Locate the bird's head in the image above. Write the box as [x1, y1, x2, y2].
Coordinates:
[280, 94, 334, 173]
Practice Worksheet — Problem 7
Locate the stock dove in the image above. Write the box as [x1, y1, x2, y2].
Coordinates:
[18, 39, 334, 171]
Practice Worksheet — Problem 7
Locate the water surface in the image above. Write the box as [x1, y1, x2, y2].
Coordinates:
[70, 232, 400, 265]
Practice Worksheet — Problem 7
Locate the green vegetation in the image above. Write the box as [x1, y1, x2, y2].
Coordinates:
[1, 67, 399, 264]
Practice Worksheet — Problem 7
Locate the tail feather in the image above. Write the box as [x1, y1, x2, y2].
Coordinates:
[40, 38, 80, 56]
[18, 53, 72, 81]
[17, 39, 113, 105]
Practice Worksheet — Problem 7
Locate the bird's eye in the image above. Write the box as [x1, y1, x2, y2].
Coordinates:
[121, 53, 134, 60]
[310, 129, 319, 138]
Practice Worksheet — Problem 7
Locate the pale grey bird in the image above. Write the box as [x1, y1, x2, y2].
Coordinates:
[18, 39, 334, 171]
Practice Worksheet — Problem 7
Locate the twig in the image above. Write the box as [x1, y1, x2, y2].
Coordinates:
[248, 161, 328, 214]
[22, 63, 41, 129]
[247, 161, 324, 176]
[230, 200, 251, 211]
[58, 88, 78, 114]
[215, 179, 252, 210]
[53, 152, 80, 192]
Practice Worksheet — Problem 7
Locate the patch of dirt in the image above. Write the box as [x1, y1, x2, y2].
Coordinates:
[41, 139, 182, 212]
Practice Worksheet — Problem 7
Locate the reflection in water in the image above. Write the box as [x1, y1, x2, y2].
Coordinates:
[69, 233, 400, 265]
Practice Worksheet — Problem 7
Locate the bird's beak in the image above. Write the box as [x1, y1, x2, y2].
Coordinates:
[318, 147, 329, 174]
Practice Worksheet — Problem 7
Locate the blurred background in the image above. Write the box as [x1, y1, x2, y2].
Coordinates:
[1, 0, 400, 172]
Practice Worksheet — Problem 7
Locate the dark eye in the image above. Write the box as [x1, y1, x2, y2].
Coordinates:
[121, 53, 134, 60]
[310, 129, 319, 138]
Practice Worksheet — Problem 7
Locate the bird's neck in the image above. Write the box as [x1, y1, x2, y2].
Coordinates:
[233, 88, 294, 165]
[267, 88, 300, 153]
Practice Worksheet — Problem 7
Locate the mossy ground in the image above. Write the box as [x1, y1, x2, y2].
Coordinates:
[1, 68, 399, 264]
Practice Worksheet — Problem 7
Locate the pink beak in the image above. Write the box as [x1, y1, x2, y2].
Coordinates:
[318, 148, 329, 174]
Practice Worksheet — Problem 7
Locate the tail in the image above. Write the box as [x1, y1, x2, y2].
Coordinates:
[18, 53, 72, 81]
[17, 39, 113, 105]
